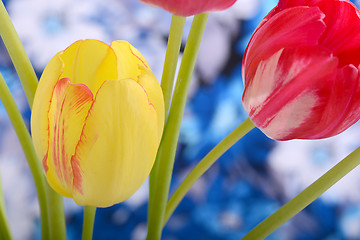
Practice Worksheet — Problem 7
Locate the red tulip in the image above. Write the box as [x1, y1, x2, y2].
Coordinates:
[242, 0, 360, 140]
[140, 0, 237, 16]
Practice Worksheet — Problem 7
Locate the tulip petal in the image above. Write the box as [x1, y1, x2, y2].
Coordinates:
[110, 40, 150, 80]
[318, 0, 360, 66]
[140, 0, 236, 16]
[267, 0, 360, 66]
[60, 39, 118, 94]
[31, 52, 63, 172]
[244, 6, 326, 86]
[71, 78, 160, 207]
[45, 78, 93, 197]
[110, 41, 165, 135]
[275, 0, 323, 9]
[310, 65, 360, 138]
[243, 46, 338, 140]
[137, 67, 165, 141]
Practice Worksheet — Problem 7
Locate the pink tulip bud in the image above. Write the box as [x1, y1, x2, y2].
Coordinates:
[242, 0, 360, 140]
[140, 0, 237, 16]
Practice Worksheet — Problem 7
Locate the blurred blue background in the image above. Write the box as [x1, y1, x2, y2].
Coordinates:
[2, 0, 360, 239]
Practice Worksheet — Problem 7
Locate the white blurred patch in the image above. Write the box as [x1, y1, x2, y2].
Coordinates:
[196, 0, 261, 85]
[124, 178, 149, 209]
[197, 15, 233, 84]
[268, 121, 360, 204]
[131, 222, 147, 240]
[0, 124, 39, 240]
[225, 0, 260, 20]
[8, 0, 108, 69]
[340, 206, 360, 239]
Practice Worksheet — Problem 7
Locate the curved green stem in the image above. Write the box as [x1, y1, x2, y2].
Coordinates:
[0, 170, 13, 240]
[164, 118, 254, 224]
[160, 15, 186, 118]
[46, 185, 66, 240]
[0, 2, 68, 238]
[148, 14, 186, 221]
[0, 208, 12, 240]
[0, 3, 68, 238]
[82, 206, 96, 240]
[146, 13, 209, 240]
[242, 145, 360, 240]
[0, 73, 49, 239]
[0, 0, 38, 108]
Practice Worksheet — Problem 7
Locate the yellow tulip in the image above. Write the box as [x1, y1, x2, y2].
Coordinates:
[31, 39, 165, 207]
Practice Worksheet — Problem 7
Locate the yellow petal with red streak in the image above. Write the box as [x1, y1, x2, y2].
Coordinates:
[71, 78, 160, 207]
[45, 78, 93, 197]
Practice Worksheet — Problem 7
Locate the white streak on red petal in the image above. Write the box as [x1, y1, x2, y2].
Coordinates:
[261, 91, 319, 140]
[243, 49, 283, 113]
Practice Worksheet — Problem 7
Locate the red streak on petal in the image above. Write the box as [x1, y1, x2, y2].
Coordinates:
[129, 46, 148, 69]
[42, 152, 48, 173]
[46, 76, 93, 195]
[51, 78, 75, 187]
[53, 120, 60, 170]
[61, 115, 71, 184]
[135, 79, 157, 112]
[71, 156, 83, 194]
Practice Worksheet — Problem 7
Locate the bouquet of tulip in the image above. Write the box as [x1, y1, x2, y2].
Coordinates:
[1, 0, 360, 239]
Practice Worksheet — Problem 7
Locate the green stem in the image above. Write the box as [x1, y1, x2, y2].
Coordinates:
[0, 73, 49, 239]
[0, 2, 68, 237]
[164, 118, 254, 224]
[82, 206, 96, 240]
[0, 170, 13, 240]
[0, 2, 67, 238]
[148, 14, 186, 221]
[160, 15, 186, 118]
[146, 13, 209, 240]
[46, 185, 66, 240]
[242, 145, 360, 240]
[0, 0, 38, 108]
